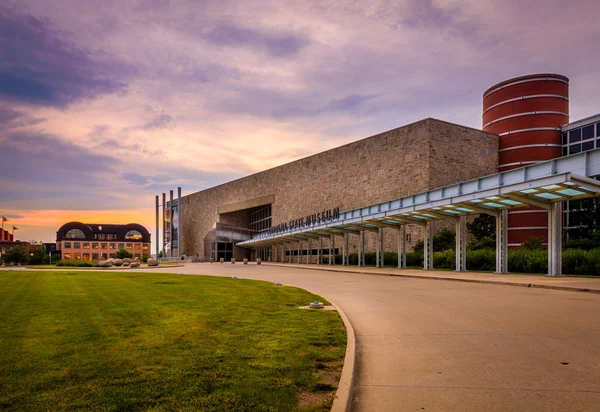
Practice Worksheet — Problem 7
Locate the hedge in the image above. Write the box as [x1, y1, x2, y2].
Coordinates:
[56, 260, 99, 267]
[320, 248, 600, 275]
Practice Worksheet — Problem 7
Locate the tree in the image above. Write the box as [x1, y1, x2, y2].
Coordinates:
[114, 249, 133, 259]
[28, 248, 47, 265]
[467, 214, 496, 241]
[2, 246, 29, 264]
[413, 229, 457, 253]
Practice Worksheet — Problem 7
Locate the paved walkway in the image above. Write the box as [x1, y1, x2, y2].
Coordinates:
[262, 262, 600, 293]
[143, 263, 600, 412]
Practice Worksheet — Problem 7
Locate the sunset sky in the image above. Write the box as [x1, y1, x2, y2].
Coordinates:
[1, 0, 599, 246]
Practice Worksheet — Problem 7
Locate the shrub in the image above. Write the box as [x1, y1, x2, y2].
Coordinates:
[508, 249, 547, 273]
[56, 260, 98, 267]
[433, 251, 454, 269]
[115, 249, 133, 259]
[522, 236, 544, 250]
[142, 254, 150, 263]
[406, 251, 423, 267]
[468, 236, 496, 251]
[467, 249, 496, 271]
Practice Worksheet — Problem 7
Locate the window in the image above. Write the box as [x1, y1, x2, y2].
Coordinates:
[64, 242, 71, 249]
[570, 143, 582, 154]
[83, 253, 90, 260]
[92, 243, 99, 249]
[74, 242, 80, 248]
[562, 132, 568, 145]
[65, 228, 86, 239]
[110, 243, 116, 249]
[562, 146, 568, 156]
[107, 234, 115, 240]
[135, 254, 141, 258]
[583, 125, 594, 140]
[109, 254, 115, 258]
[64, 253, 72, 259]
[83, 242, 90, 249]
[143, 244, 148, 251]
[125, 230, 143, 240]
[92, 253, 99, 260]
[406, 234, 412, 242]
[101, 243, 107, 249]
[118, 243, 124, 249]
[569, 128, 581, 143]
[134, 244, 141, 250]
[582, 140, 595, 151]
[126, 243, 133, 250]
[100, 253, 107, 259]
[597, 123, 600, 137]
[74, 253, 81, 260]
[98, 234, 106, 240]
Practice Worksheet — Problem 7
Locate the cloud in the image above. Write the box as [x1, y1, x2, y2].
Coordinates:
[0, 6, 135, 107]
[142, 112, 173, 130]
[203, 22, 310, 58]
[0, 130, 118, 184]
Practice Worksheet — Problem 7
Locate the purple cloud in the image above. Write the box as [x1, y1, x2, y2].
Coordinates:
[0, 6, 135, 107]
[204, 23, 309, 57]
[142, 112, 173, 130]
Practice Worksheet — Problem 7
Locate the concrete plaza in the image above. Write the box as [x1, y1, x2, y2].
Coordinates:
[149, 263, 600, 412]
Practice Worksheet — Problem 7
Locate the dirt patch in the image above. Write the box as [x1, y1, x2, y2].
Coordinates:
[298, 391, 335, 409]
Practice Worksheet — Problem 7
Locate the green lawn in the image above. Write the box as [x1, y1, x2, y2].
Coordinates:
[0, 271, 346, 411]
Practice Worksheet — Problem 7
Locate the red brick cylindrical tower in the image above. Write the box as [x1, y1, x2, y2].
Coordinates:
[482, 74, 569, 247]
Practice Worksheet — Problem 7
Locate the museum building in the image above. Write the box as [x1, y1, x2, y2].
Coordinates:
[177, 73, 600, 264]
[56, 222, 151, 261]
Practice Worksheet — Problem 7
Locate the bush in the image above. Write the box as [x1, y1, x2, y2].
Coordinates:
[406, 251, 423, 267]
[467, 249, 496, 271]
[142, 254, 150, 263]
[522, 236, 544, 250]
[115, 249, 133, 259]
[508, 249, 547, 273]
[56, 260, 98, 267]
[433, 251, 454, 269]
[2, 246, 28, 264]
[468, 236, 496, 251]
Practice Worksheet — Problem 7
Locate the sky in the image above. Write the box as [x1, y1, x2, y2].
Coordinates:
[1, 0, 599, 246]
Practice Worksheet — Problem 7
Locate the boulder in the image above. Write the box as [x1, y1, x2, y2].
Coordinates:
[98, 260, 113, 267]
[130, 261, 140, 268]
[122, 261, 130, 267]
[112, 259, 123, 267]
[147, 259, 159, 267]
[122, 258, 132, 263]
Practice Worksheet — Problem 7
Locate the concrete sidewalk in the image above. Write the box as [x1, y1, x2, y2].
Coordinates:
[261, 262, 600, 293]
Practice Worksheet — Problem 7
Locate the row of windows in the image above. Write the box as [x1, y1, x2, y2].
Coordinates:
[63, 242, 148, 250]
[64, 229, 144, 241]
[63, 253, 143, 260]
[563, 139, 599, 156]
[563, 122, 600, 145]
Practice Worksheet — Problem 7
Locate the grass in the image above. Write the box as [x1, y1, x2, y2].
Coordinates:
[0, 271, 346, 411]
[24, 263, 181, 269]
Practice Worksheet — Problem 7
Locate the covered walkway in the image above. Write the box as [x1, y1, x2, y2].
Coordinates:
[238, 150, 600, 276]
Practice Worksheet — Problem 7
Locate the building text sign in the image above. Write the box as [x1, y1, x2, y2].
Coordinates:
[267, 207, 340, 235]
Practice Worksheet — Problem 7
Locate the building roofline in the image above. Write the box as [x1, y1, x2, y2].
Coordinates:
[562, 113, 600, 131]
[183, 117, 497, 199]
[483, 73, 569, 98]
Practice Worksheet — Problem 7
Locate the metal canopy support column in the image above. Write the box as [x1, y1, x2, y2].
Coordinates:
[343, 233, 349, 265]
[397, 225, 407, 269]
[424, 222, 433, 270]
[328, 236, 333, 265]
[380, 228, 385, 267]
[495, 210, 508, 274]
[307, 239, 311, 264]
[318, 237, 323, 264]
[547, 202, 563, 277]
[357, 232, 362, 266]
[376, 228, 384, 267]
[297, 240, 301, 264]
[289, 242, 293, 263]
[455, 216, 467, 272]
[375, 228, 381, 268]
[361, 231, 366, 266]
[332, 235, 336, 265]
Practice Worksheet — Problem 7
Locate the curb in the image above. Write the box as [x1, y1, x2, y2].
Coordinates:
[329, 299, 356, 412]
[262, 263, 600, 295]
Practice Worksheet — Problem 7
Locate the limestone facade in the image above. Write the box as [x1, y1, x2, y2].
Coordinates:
[180, 118, 499, 259]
